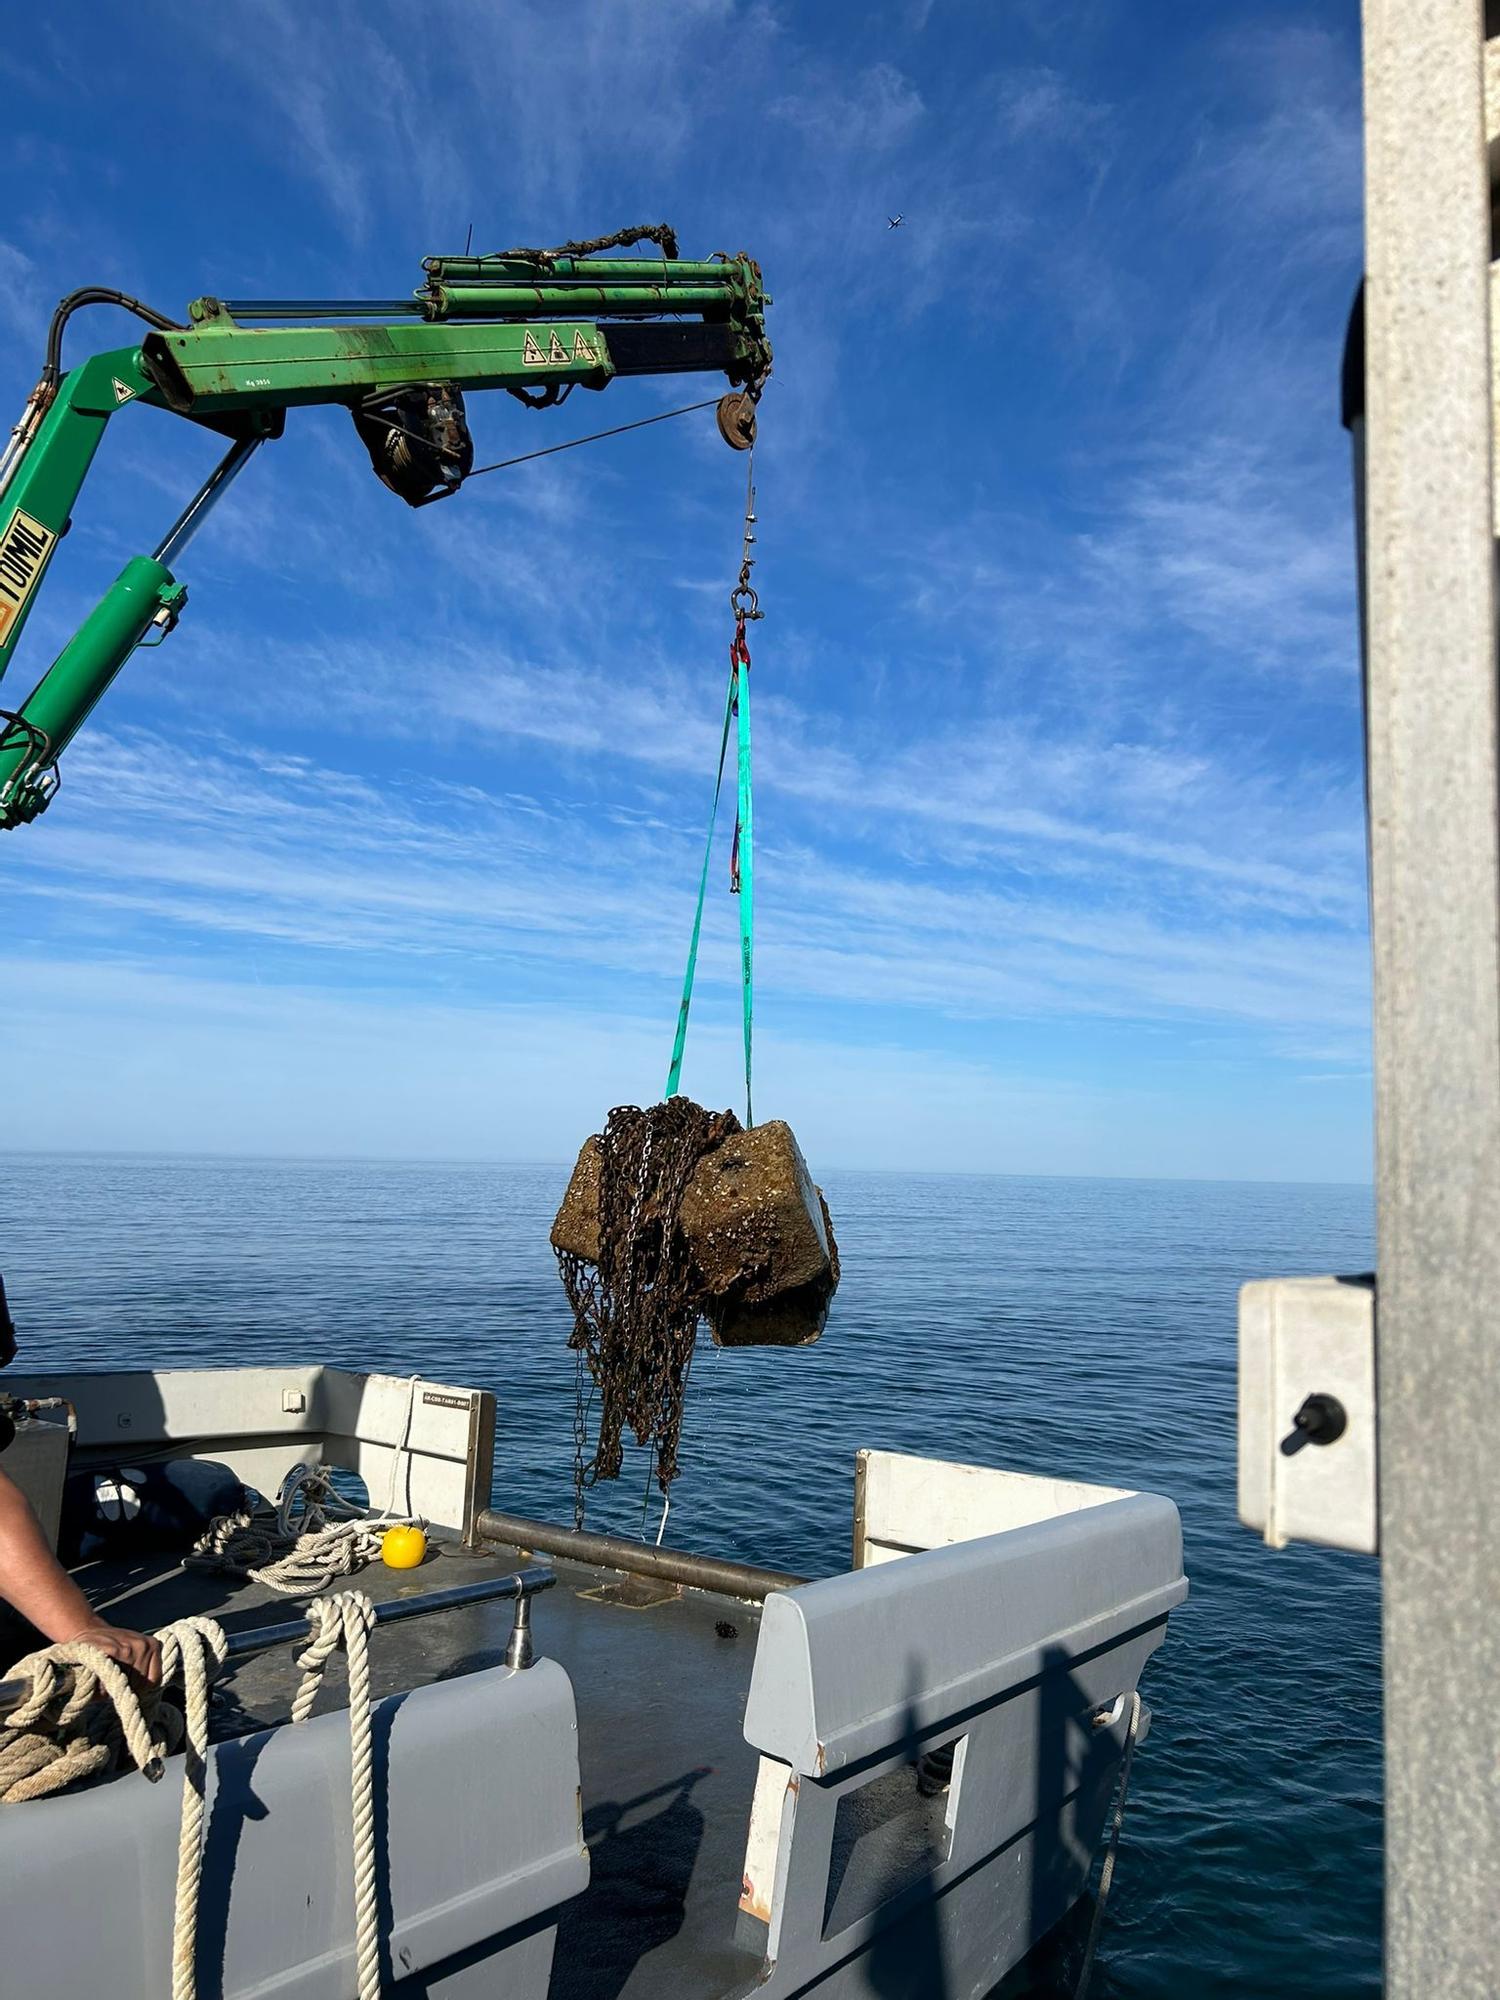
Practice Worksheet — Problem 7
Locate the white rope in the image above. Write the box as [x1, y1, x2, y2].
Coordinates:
[1073, 1688, 1143, 2000]
[190, 1515, 388, 1595]
[185, 1462, 416, 1597]
[0, 1616, 229, 2000]
[2, 1594, 383, 2000]
[276, 1458, 368, 1538]
[376, 1376, 420, 1523]
[0, 1634, 170, 1799]
[158, 1619, 232, 2000]
[293, 1591, 381, 2000]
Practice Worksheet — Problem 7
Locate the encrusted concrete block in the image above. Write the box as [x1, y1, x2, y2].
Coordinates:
[709, 1189, 839, 1348]
[551, 1137, 602, 1262]
[550, 1115, 839, 1346]
[678, 1120, 830, 1302]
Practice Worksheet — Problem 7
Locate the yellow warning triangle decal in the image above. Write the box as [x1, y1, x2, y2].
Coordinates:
[548, 330, 569, 365]
[522, 330, 546, 366]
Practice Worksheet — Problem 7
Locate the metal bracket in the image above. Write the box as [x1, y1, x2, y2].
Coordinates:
[1238, 1274, 1377, 1553]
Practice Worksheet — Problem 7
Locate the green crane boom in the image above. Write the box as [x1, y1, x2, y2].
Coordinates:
[0, 237, 770, 828]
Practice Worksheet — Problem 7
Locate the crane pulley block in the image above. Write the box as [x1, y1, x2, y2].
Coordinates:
[352, 384, 474, 507]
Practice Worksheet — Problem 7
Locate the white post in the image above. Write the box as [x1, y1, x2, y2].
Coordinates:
[1361, 2, 1500, 1990]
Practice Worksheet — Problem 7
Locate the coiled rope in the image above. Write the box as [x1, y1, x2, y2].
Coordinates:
[0, 1625, 192, 1800]
[0, 1591, 381, 2000]
[0, 1615, 229, 2000]
[186, 1431, 419, 1597]
[187, 1505, 390, 1595]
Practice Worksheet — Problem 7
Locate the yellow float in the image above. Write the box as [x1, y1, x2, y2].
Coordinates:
[381, 1523, 427, 1570]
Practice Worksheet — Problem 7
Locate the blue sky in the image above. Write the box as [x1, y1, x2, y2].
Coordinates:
[0, 1, 1370, 1179]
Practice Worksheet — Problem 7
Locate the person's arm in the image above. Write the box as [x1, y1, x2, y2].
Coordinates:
[0, 1467, 160, 1681]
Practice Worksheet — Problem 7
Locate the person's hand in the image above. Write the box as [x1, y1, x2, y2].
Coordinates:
[62, 1620, 162, 1684]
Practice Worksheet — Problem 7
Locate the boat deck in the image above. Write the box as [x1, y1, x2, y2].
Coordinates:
[80, 1529, 770, 2000]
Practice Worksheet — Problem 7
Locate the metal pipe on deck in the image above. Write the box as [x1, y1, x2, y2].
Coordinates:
[0, 1564, 557, 1716]
[217, 1564, 556, 1661]
[475, 1507, 808, 1600]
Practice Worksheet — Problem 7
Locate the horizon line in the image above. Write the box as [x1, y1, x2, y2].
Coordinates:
[3, 1146, 1375, 1192]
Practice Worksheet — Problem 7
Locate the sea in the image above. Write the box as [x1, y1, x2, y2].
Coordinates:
[0, 1155, 1380, 1999]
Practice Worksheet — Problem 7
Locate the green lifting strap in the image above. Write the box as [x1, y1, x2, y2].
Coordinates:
[734, 634, 754, 1126]
[664, 635, 754, 1124]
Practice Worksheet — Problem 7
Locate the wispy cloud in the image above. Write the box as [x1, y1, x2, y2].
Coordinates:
[0, 0, 1371, 1177]
[6, 723, 1368, 1077]
[1, 946, 1367, 1179]
[994, 65, 1105, 143]
[0, 238, 44, 342]
[1203, 23, 1362, 244]
[1080, 431, 1356, 670]
[770, 62, 925, 151]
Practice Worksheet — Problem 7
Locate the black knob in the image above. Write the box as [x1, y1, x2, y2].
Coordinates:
[1280, 1392, 1348, 1457]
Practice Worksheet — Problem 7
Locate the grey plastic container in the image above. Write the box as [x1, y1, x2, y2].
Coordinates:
[0, 1657, 587, 1999]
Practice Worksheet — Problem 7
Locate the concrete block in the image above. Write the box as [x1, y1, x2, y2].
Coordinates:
[707, 1187, 838, 1348]
[549, 1117, 839, 1347]
[550, 1136, 602, 1262]
[678, 1121, 830, 1301]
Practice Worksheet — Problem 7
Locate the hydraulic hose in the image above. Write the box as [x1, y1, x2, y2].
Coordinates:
[44, 287, 182, 385]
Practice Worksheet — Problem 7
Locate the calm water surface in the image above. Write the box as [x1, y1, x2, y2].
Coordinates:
[0, 1157, 1378, 1999]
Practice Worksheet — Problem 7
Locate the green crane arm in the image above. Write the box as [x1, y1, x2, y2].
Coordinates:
[0, 243, 770, 828]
